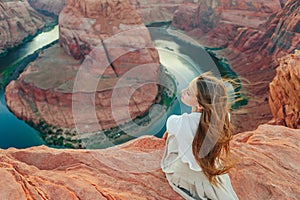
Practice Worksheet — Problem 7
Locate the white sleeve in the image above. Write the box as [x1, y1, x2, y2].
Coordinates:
[166, 115, 182, 136]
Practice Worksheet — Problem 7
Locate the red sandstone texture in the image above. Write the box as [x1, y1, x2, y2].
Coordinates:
[223, 0, 299, 132]
[129, 0, 187, 24]
[28, 0, 66, 16]
[0, 0, 47, 55]
[269, 50, 300, 128]
[60, 0, 157, 60]
[230, 124, 300, 199]
[5, 0, 160, 147]
[172, 0, 300, 132]
[0, 124, 299, 199]
[172, 0, 283, 47]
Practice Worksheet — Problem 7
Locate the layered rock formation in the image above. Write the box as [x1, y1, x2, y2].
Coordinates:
[0, 0, 47, 55]
[0, 125, 299, 199]
[5, 0, 160, 148]
[0, 136, 181, 200]
[129, 0, 188, 24]
[228, 0, 300, 70]
[28, 0, 66, 16]
[224, 0, 299, 132]
[171, 0, 299, 132]
[59, 0, 158, 61]
[269, 50, 300, 128]
[172, 0, 283, 47]
[230, 124, 300, 199]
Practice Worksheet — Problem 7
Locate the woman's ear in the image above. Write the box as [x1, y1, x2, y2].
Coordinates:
[192, 104, 203, 112]
[196, 104, 203, 112]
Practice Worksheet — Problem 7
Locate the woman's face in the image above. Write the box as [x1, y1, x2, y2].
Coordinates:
[181, 78, 199, 108]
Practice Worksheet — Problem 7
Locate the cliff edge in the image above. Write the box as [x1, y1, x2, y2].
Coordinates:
[0, 125, 299, 199]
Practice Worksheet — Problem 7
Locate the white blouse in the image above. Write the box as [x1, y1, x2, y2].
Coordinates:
[161, 112, 231, 173]
[162, 112, 202, 172]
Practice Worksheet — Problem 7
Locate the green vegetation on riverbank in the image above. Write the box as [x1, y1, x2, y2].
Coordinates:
[146, 21, 172, 28]
[28, 120, 82, 149]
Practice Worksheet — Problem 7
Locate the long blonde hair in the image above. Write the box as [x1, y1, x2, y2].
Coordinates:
[192, 72, 234, 185]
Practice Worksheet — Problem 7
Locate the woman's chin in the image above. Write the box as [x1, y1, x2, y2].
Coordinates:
[181, 96, 184, 103]
[181, 98, 187, 106]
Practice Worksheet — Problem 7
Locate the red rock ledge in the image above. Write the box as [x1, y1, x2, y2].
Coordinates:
[0, 124, 299, 199]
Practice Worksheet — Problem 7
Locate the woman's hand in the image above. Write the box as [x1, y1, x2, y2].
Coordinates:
[162, 131, 168, 142]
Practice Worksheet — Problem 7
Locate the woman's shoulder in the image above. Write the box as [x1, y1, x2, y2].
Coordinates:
[166, 112, 201, 134]
[168, 112, 201, 119]
[167, 113, 192, 123]
[166, 114, 183, 130]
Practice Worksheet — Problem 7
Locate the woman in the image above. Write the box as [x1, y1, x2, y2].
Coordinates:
[161, 72, 238, 200]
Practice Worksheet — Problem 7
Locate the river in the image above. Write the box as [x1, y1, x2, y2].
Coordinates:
[133, 27, 222, 139]
[0, 25, 233, 149]
[0, 26, 59, 149]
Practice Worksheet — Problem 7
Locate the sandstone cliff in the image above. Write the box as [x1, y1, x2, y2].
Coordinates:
[28, 0, 66, 16]
[269, 50, 300, 128]
[172, 0, 283, 47]
[59, 0, 159, 62]
[0, 125, 299, 199]
[5, 0, 160, 148]
[228, 0, 300, 72]
[129, 0, 187, 24]
[0, 0, 48, 55]
[223, 0, 299, 132]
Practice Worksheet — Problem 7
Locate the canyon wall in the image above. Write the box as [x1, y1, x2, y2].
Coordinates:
[172, 0, 283, 47]
[171, 0, 299, 132]
[269, 50, 300, 128]
[28, 0, 66, 16]
[129, 0, 188, 24]
[224, 0, 299, 131]
[0, 0, 47, 55]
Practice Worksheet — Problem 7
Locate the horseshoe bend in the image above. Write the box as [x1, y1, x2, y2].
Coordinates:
[5, 0, 161, 148]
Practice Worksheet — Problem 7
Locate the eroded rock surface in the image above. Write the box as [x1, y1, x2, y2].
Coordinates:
[0, 0, 47, 55]
[172, 0, 283, 47]
[269, 50, 300, 128]
[28, 0, 66, 16]
[129, 0, 188, 24]
[171, 0, 299, 132]
[0, 125, 299, 199]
